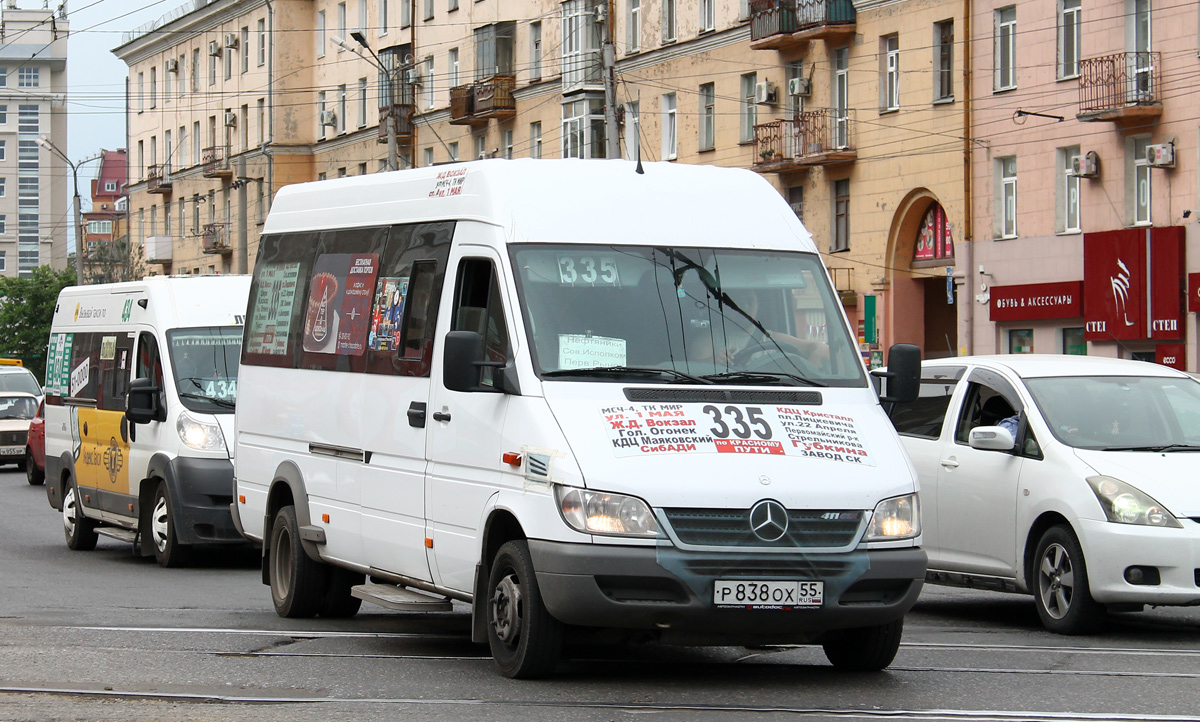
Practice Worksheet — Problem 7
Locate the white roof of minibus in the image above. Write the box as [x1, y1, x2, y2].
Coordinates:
[53, 275, 250, 329]
[264, 159, 817, 252]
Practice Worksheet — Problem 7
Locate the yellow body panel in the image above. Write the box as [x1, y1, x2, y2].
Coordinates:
[75, 407, 131, 496]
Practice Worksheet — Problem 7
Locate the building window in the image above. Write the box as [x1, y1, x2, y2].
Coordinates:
[623, 101, 639, 159]
[998, 155, 1017, 238]
[1063, 327, 1086, 354]
[317, 91, 327, 140]
[561, 0, 601, 92]
[338, 84, 348, 133]
[337, 2, 347, 40]
[561, 96, 605, 158]
[662, 0, 676, 42]
[359, 0, 368, 33]
[257, 19, 266, 66]
[317, 11, 326, 57]
[833, 48, 849, 147]
[1058, 0, 1081, 80]
[832, 179, 850, 252]
[423, 56, 434, 109]
[0, 178, 5, 197]
[450, 0, 459, 11]
[17, 67, 38, 87]
[1009, 328, 1033, 354]
[449, 48, 459, 87]
[150, 67, 157, 108]
[474, 134, 486, 160]
[503, 129, 513, 159]
[208, 48, 217, 86]
[358, 77, 368, 128]
[105, 180, 117, 193]
[530, 121, 542, 158]
[627, 0, 640, 52]
[700, 0, 714, 32]
[995, 6, 1016, 91]
[401, 0, 411, 27]
[0, 141, 5, 161]
[242, 27, 250, 72]
[423, 147, 434, 166]
[137, 72, 144, 113]
[257, 98, 265, 146]
[934, 20, 953, 101]
[424, 0, 434, 21]
[740, 72, 756, 143]
[191, 48, 200, 92]
[530, 22, 543, 80]
[699, 83, 715, 151]
[0, 251, 6, 271]
[178, 54, 185, 95]
[1059, 146, 1081, 233]
[448, 141, 459, 162]
[1132, 136, 1151, 225]
[380, 0, 389, 30]
[661, 92, 677, 160]
[881, 34, 899, 111]
[225, 40, 233, 80]
[788, 186, 803, 221]
[474, 22, 514, 80]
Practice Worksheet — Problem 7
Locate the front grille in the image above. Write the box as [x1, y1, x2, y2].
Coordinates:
[681, 558, 853, 579]
[0, 430, 25, 446]
[662, 507, 862, 548]
[624, 388, 822, 404]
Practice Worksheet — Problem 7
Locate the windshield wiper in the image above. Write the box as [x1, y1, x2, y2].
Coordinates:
[1101, 443, 1200, 453]
[543, 366, 715, 385]
[701, 371, 826, 387]
[179, 391, 236, 409]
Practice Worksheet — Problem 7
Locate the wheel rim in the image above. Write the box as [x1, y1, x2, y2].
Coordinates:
[490, 571, 523, 647]
[63, 485, 79, 536]
[271, 524, 293, 600]
[152, 494, 171, 552]
[1038, 542, 1075, 620]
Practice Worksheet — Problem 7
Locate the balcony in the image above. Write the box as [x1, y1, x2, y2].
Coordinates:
[753, 109, 857, 173]
[794, 0, 855, 40]
[377, 102, 415, 145]
[145, 235, 173, 264]
[751, 0, 855, 48]
[146, 163, 172, 195]
[1077, 51, 1162, 122]
[474, 75, 516, 120]
[202, 145, 232, 178]
[450, 84, 486, 126]
[750, 0, 802, 49]
[201, 224, 230, 255]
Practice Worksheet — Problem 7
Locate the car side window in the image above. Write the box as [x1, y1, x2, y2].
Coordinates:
[887, 366, 962, 439]
[451, 257, 510, 389]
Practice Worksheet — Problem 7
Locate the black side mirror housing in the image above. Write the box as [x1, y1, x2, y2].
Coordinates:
[443, 330, 520, 394]
[126, 376, 165, 424]
[874, 343, 921, 404]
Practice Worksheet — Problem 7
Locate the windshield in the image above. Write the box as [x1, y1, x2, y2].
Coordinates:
[0, 395, 35, 420]
[167, 326, 242, 414]
[510, 245, 865, 387]
[0, 370, 41, 396]
[1026, 374, 1200, 450]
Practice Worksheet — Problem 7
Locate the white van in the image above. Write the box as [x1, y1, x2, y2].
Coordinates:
[44, 276, 251, 567]
[234, 159, 924, 678]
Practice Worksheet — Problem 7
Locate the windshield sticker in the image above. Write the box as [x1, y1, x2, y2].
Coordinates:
[46, 333, 73, 396]
[100, 336, 116, 361]
[559, 334, 627, 370]
[369, 276, 410, 352]
[69, 358, 90, 398]
[602, 403, 874, 466]
[302, 253, 380, 356]
[247, 262, 301, 356]
[428, 167, 468, 198]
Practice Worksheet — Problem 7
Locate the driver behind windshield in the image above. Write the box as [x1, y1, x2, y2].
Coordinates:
[688, 289, 829, 371]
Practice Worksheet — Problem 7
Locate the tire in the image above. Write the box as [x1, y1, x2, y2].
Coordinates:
[268, 505, 328, 618]
[150, 481, 190, 568]
[25, 450, 43, 486]
[318, 567, 365, 618]
[486, 540, 563, 679]
[1033, 525, 1104, 634]
[822, 618, 904, 671]
[63, 479, 98, 551]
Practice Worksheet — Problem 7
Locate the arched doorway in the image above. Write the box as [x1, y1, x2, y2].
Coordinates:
[885, 192, 957, 359]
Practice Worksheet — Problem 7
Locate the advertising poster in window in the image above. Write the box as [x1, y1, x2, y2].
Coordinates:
[302, 253, 380, 355]
[369, 276, 409, 352]
[246, 263, 301, 355]
[45, 333, 73, 396]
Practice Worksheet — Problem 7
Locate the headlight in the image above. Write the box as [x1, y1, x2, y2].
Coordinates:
[554, 486, 659, 537]
[1087, 476, 1181, 528]
[865, 493, 920, 541]
[176, 411, 227, 452]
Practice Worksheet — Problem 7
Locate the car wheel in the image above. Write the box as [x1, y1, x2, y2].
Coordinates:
[25, 450, 43, 486]
[150, 482, 190, 568]
[486, 540, 563, 679]
[822, 618, 903, 671]
[1033, 524, 1104, 634]
[268, 505, 328, 618]
[318, 567, 364, 618]
[63, 479, 98, 551]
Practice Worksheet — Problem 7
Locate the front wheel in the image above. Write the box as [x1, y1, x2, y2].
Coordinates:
[25, 450, 43, 486]
[268, 505, 328, 618]
[150, 482, 189, 568]
[822, 618, 903, 671]
[1033, 525, 1104, 634]
[63, 479, 98, 551]
[486, 540, 563, 679]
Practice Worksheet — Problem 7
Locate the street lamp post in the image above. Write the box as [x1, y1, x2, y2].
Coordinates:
[37, 136, 92, 284]
[331, 33, 400, 171]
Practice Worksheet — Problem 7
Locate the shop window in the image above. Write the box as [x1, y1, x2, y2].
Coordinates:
[1009, 328, 1033, 353]
[1063, 327, 1085, 355]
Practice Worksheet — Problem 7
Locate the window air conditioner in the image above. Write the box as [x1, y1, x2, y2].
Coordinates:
[1146, 142, 1175, 168]
[787, 77, 811, 97]
[208, 40, 222, 57]
[165, 58, 179, 73]
[224, 110, 238, 128]
[754, 80, 777, 105]
[1069, 152, 1098, 178]
[320, 110, 338, 127]
[224, 33, 240, 49]
[405, 67, 424, 85]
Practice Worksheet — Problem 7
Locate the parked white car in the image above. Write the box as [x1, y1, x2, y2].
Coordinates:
[884, 354, 1200, 634]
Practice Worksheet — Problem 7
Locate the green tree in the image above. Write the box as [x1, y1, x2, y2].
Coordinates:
[0, 266, 77, 381]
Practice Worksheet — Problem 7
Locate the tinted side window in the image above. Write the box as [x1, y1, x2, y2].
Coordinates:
[97, 334, 134, 412]
[889, 378, 957, 439]
[452, 257, 510, 388]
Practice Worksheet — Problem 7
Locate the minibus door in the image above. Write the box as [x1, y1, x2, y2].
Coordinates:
[126, 330, 169, 498]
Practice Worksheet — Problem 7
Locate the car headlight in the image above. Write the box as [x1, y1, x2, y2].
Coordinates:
[555, 485, 659, 537]
[865, 493, 920, 541]
[176, 411, 227, 452]
[1087, 476, 1181, 528]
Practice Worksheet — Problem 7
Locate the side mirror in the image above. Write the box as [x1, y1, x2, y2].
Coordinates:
[443, 330, 520, 394]
[875, 343, 921, 403]
[969, 426, 1016, 451]
[126, 376, 165, 424]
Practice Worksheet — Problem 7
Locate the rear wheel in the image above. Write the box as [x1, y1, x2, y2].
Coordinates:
[822, 618, 903, 671]
[150, 482, 190, 568]
[63, 479, 98, 551]
[318, 568, 365, 618]
[268, 505, 328, 618]
[1033, 525, 1104, 634]
[486, 540, 563, 679]
[25, 450, 43, 486]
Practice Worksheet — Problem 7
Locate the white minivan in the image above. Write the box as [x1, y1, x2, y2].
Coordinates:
[44, 276, 250, 566]
[233, 159, 924, 677]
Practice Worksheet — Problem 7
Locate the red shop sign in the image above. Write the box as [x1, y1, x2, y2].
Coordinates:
[1149, 226, 1184, 340]
[1156, 344, 1186, 371]
[1188, 272, 1200, 313]
[1083, 229, 1145, 341]
[990, 281, 1083, 322]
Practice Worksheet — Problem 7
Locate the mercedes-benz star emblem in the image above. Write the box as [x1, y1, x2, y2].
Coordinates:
[749, 499, 789, 543]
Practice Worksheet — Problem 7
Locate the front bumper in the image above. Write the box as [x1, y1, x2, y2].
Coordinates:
[164, 456, 246, 546]
[530, 540, 925, 644]
[1078, 517, 1200, 606]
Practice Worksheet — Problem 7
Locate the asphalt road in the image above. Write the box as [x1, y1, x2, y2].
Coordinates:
[3, 467, 1200, 722]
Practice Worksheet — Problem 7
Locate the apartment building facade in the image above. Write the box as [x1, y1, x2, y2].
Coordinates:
[0, 3, 69, 277]
[80, 148, 128, 282]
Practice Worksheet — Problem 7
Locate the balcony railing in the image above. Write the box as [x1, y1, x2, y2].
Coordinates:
[796, 0, 856, 29]
[201, 223, 230, 254]
[202, 146, 232, 178]
[750, 0, 855, 49]
[146, 163, 172, 194]
[450, 83, 486, 126]
[474, 75, 516, 119]
[1077, 51, 1162, 122]
[753, 109, 857, 173]
[378, 102, 415, 144]
[750, 0, 799, 48]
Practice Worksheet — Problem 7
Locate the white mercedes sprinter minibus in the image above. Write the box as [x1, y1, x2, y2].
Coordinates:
[234, 159, 923, 678]
[45, 276, 250, 567]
